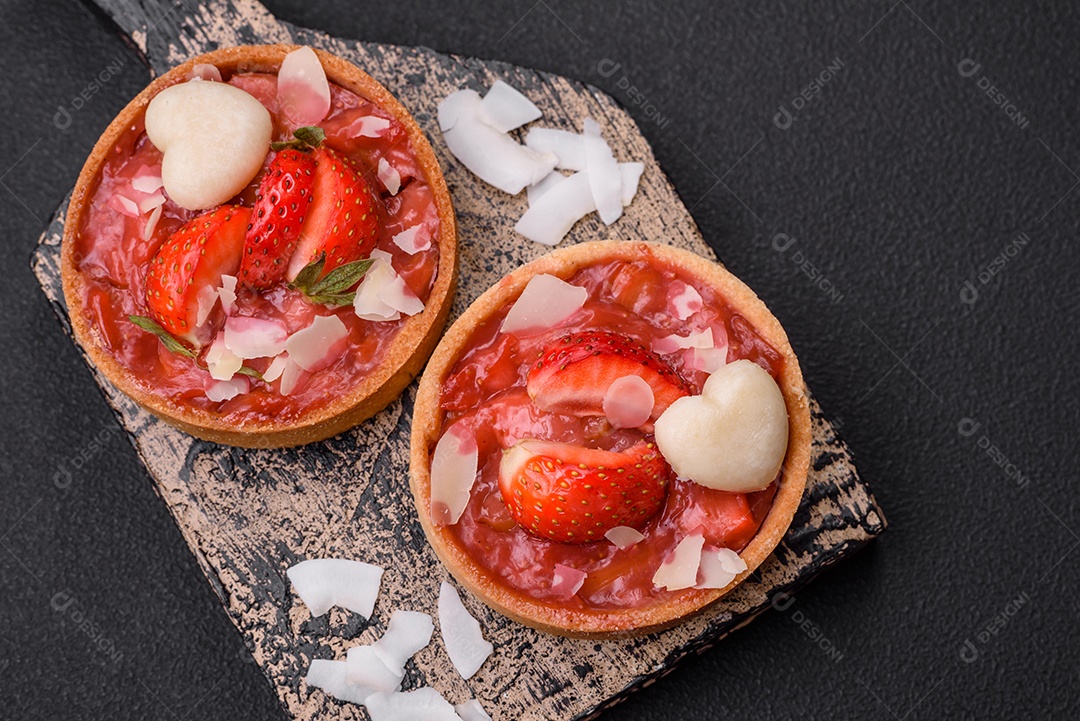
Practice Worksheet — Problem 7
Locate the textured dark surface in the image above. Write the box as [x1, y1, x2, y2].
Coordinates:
[1, 1, 1077, 720]
[29, 0, 884, 717]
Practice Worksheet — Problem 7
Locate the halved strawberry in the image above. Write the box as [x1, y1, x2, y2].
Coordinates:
[286, 146, 380, 281]
[145, 205, 250, 342]
[240, 148, 316, 288]
[527, 331, 691, 421]
[498, 439, 671, 544]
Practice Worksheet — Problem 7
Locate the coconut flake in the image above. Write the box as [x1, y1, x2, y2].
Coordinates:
[205, 333, 242, 381]
[142, 204, 164, 241]
[380, 274, 425, 316]
[345, 646, 401, 693]
[526, 171, 568, 207]
[438, 89, 481, 132]
[287, 558, 384, 618]
[501, 274, 587, 335]
[110, 194, 140, 218]
[683, 346, 728, 374]
[189, 63, 222, 82]
[277, 46, 330, 125]
[456, 699, 493, 721]
[514, 170, 595, 245]
[365, 688, 461, 721]
[354, 251, 403, 322]
[605, 526, 646, 550]
[374, 610, 435, 669]
[438, 581, 493, 680]
[391, 225, 431, 254]
[477, 80, 542, 133]
[347, 609, 434, 691]
[430, 423, 479, 527]
[218, 275, 238, 315]
[205, 375, 248, 402]
[440, 90, 557, 194]
[279, 356, 305, 395]
[525, 127, 586, 170]
[195, 285, 219, 328]
[223, 316, 288, 359]
[551, 564, 586, 598]
[696, 546, 748, 589]
[306, 659, 376, 706]
[262, 353, 288, 383]
[345, 114, 391, 138]
[602, 375, 655, 429]
[669, 281, 703, 320]
[653, 327, 714, 355]
[620, 162, 644, 205]
[285, 314, 349, 372]
[652, 532, 706, 591]
[377, 157, 401, 195]
[582, 118, 623, 225]
[131, 166, 164, 193]
[135, 191, 165, 214]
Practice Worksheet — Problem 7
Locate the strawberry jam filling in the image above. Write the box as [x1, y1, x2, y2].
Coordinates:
[438, 258, 785, 612]
[72, 72, 441, 422]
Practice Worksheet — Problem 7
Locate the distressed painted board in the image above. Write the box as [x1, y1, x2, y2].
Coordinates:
[31, 1, 887, 719]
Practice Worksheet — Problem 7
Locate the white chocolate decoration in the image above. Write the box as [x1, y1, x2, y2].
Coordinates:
[145, 81, 272, 210]
[654, 359, 788, 492]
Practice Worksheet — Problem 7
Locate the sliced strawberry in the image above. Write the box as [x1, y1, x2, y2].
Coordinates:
[240, 148, 316, 288]
[145, 205, 250, 342]
[498, 439, 670, 544]
[286, 146, 380, 281]
[527, 331, 691, 421]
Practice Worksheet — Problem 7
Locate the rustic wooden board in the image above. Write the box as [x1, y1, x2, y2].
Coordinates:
[32, 1, 887, 719]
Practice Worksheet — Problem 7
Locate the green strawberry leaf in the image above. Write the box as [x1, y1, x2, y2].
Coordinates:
[270, 125, 326, 151]
[128, 315, 197, 359]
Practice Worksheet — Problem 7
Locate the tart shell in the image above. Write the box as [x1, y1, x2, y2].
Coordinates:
[410, 241, 811, 637]
[61, 45, 458, 448]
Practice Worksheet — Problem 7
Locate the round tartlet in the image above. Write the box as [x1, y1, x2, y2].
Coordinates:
[61, 45, 457, 448]
[410, 240, 811, 637]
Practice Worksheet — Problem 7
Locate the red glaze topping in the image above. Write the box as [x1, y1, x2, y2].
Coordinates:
[438, 257, 784, 611]
[73, 72, 442, 423]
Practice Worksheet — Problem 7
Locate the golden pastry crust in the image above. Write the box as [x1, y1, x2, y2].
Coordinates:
[60, 45, 457, 448]
[410, 240, 811, 637]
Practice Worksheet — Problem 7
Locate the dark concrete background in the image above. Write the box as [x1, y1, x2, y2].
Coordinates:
[1, 0, 1077, 718]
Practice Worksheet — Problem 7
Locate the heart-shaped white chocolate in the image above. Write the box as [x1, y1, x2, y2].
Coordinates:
[145, 81, 272, 211]
[654, 359, 788, 492]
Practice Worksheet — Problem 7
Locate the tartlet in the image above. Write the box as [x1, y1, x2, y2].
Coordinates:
[410, 241, 811, 637]
[61, 45, 457, 447]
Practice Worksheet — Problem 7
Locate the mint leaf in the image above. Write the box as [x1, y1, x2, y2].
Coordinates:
[289, 252, 326, 293]
[270, 125, 325, 151]
[235, 365, 265, 381]
[312, 258, 373, 296]
[289, 253, 372, 307]
[128, 316, 197, 359]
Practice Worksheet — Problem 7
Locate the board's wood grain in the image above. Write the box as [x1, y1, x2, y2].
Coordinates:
[33, 1, 886, 718]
